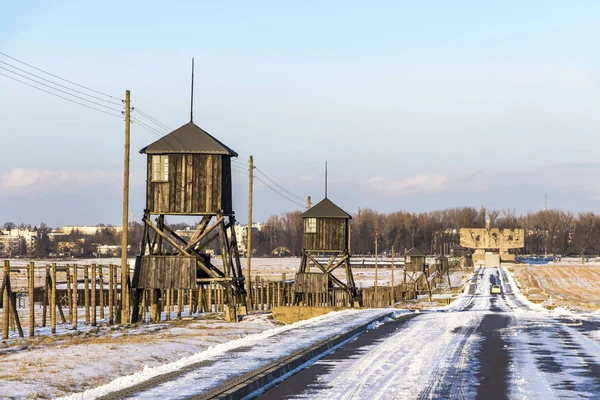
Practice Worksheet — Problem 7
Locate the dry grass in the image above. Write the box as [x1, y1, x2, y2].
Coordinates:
[508, 264, 600, 311]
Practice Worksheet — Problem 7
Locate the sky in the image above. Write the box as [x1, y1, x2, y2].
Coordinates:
[1, 1, 600, 227]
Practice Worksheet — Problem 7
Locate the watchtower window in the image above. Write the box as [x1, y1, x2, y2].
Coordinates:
[305, 218, 317, 233]
[152, 155, 169, 182]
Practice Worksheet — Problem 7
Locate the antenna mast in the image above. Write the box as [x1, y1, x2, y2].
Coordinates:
[325, 161, 328, 198]
[190, 58, 195, 123]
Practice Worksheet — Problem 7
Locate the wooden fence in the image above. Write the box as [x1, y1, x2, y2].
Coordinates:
[0, 260, 461, 339]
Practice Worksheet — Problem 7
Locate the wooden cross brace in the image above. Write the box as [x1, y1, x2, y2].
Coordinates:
[304, 252, 354, 292]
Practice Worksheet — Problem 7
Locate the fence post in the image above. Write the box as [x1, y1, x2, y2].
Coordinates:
[91, 264, 97, 326]
[72, 264, 78, 330]
[66, 265, 72, 323]
[84, 266, 90, 323]
[99, 266, 105, 320]
[42, 266, 49, 327]
[108, 265, 114, 325]
[177, 289, 183, 318]
[28, 262, 35, 337]
[51, 263, 57, 334]
[2, 261, 9, 339]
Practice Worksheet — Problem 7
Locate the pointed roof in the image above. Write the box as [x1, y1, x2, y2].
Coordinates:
[435, 254, 448, 261]
[300, 198, 351, 219]
[140, 122, 238, 156]
[405, 247, 425, 257]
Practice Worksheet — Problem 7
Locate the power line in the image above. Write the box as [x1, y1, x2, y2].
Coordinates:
[254, 166, 304, 201]
[0, 51, 121, 101]
[0, 59, 122, 105]
[133, 108, 172, 132]
[254, 175, 306, 209]
[0, 65, 123, 112]
[131, 118, 164, 137]
[0, 71, 123, 119]
[232, 168, 249, 176]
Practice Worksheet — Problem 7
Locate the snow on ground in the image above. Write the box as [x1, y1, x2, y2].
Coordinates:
[255, 267, 600, 399]
[63, 308, 395, 399]
[0, 313, 278, 399]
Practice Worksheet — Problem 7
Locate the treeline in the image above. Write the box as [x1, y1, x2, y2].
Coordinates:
[4, 207, 600, 258]
[254, 207, 600, 258]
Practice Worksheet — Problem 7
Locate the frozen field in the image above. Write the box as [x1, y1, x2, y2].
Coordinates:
[508, 263, 600, 311]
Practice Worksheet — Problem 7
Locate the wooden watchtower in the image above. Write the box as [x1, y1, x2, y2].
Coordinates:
[434, 254, 452, 288]
[403, 247, 432, 301]
[131, 121, 245, 322]
[295, 198, 359, 306]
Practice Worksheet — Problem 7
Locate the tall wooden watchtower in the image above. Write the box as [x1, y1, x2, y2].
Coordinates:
[294, 197, 359, 306]
[131, 121, 245, 322]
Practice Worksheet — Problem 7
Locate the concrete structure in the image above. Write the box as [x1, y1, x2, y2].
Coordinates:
[459, 228, 525, 266]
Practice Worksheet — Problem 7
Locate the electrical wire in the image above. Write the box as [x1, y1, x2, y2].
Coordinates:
[0, 51, 121, 100]
[0, 71, 123, 119]
[0, 59, 122, 105]
[254, 166, 305, 201]
[131, 118, 164, 137]
[133, 107, 172, 132]
[0, 65, 123, 112]
[254, 175, 306, 208]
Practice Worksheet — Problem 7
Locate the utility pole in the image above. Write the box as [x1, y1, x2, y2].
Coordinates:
[391, 245, 395, 306]
[120, 89, 131, 324]
[307, 196, 311, 209]
[246, 155, 253, 310]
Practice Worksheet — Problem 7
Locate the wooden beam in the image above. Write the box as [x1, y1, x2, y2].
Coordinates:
[327, 254, 349, 274]
[144, 219, 191, 256]
[197, 277, 244, 283]
[304, 252, 351, 291]
[184, 216, 224, 251]
[189, 216, 211, 244]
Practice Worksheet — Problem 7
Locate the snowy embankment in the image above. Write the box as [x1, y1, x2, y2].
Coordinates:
[61, 308, 398, 399]
[0, 314, 277, 399]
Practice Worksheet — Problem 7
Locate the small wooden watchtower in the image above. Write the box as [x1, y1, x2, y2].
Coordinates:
[403, 246, 432, 301]
[434, 254, 452, 288]
[404, 247, 426, 272]
[294, 197, 359, 306]
[131, 121, 245, 322]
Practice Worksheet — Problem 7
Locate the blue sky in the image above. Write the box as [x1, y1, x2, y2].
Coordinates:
[1, 1, 600, 226]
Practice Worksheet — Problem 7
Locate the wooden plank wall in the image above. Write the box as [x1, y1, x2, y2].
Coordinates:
[138, 256, 197, 289]
[405, 256, 426, 272]
[146, 154, 225, 214]
[303, 218, 347, 251]
[293, 272, 327, 294]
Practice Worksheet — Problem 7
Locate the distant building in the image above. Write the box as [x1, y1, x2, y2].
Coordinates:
[97, 244, 130, 257]
[56, 240, 84, 257]
[233, 223, 263, 256]
[0, 228, 38, 256]
[60, 226, 123, 235]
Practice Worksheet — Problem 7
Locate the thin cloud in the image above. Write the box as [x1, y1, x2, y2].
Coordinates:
[0, 168, 130, 195]
[368, 174, 449, 195]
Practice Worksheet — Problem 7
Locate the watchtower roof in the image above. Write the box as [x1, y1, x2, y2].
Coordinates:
[405, 247, 425, 257]
[435, 254, 448, 261]
[300, 198, 351, 219]
[140, 122, 238, 156]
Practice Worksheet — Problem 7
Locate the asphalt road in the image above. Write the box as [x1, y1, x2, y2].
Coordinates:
[258, 267, 600, 400]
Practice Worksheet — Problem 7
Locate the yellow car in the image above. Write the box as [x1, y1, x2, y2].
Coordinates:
[490, 285, 502, 294]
